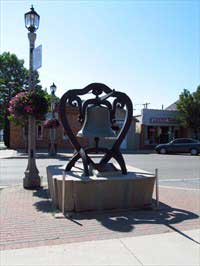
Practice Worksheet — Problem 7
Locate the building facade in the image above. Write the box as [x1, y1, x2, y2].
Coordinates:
[137, 108, 188, 149]
[9, 105, 138, 151]
[9, 106, 88, 151]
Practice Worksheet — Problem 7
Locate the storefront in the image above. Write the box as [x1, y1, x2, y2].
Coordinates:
[139, 109, 188, 149]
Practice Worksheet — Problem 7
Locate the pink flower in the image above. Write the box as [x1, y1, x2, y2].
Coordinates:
[24, 106, 32, 113]
[8, 107, 13, 113]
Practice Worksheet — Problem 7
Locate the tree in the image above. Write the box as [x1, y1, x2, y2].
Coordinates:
[177, 86, 200, 139]
[0, 52, 42, 147]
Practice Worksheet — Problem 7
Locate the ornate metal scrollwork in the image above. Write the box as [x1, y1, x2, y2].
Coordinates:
[59, 83, 133, 176]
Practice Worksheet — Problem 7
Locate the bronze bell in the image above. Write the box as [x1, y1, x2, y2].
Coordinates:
[77, 105, 115, 138]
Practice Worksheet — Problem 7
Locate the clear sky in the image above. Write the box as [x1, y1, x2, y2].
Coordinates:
[0, 0, 199, 114]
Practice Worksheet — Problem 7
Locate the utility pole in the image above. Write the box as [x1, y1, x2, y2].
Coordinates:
[142, 102, 150, 109]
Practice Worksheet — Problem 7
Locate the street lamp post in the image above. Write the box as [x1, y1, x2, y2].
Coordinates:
[49, 83, 57, 156]
[23, 6, 41, 189]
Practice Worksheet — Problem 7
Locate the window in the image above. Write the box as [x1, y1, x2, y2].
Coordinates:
[146, 126, 158, 144]
[63, 128, 68, 140]
[173, 139, 184, 144]
[186, 139, 198, 143]
[173, 139, 196, 144]
[0, 130, 3, 142]
[36, 124, 43, 140]
[22, 126, 28, 140]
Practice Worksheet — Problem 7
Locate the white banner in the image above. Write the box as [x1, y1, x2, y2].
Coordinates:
[33, 45, 42, 70]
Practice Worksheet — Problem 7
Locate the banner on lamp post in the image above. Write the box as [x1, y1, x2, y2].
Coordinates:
[33, 45, 42, 70]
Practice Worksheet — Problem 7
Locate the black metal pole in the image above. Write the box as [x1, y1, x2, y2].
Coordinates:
[23, 32, 41, 189]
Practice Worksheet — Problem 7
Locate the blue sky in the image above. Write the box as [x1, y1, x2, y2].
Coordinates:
[0, 0, 199, 113]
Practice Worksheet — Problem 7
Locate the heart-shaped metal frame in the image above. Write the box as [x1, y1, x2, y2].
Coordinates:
[59, 83, 133, 176]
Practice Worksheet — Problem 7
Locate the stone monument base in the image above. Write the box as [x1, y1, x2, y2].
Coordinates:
[47, 165, 155, 212]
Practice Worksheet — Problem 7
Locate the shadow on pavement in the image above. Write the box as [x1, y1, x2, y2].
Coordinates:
[33, 188, 55, 214]
[33, 188, 49, 199]
[33, 188, 199, 244]
[70, 200, 199, 231]
[4, 153, 72, 160]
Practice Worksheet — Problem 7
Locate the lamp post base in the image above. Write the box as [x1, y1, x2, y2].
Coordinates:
[23, 175, 41, 189]
[48, 143, 57, 156]
[24, 163, 41, 189]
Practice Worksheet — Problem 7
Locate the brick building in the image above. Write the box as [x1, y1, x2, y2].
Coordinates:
[9, 106, 88, 150]
[9, 105, 138, 151]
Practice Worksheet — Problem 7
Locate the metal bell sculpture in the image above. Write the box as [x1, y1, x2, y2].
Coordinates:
[77, 105, 116, 138]
[59, 83, 133, 176]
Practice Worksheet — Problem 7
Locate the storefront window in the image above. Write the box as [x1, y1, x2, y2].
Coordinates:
[145, 126, 180, 145]
[147, 126, 157, 144]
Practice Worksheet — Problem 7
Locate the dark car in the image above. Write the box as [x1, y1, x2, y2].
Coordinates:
[155, 138, 200, 155]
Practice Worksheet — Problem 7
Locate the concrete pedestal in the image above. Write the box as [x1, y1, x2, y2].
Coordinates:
[47, 165, 155, 212]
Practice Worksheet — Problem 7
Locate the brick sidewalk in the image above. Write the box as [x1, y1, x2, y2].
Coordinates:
[0, 185, 199, 251]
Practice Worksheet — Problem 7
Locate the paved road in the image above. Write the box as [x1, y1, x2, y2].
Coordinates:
[0, 151, 199, 187]
[124, 153, 200, 190]
[124, 153, 200, 179]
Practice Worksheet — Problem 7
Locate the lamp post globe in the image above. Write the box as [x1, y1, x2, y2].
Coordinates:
[24, 5, 40, 32]
[23, 6, 41, 189]
[50, 83, 57, 111]
[50, 83, 57, 95]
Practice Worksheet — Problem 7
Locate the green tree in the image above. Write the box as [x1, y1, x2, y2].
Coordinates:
[0, 52, 41, 147]
[177, 86, 200, 139]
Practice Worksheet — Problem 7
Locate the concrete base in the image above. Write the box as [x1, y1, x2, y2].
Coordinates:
[47, 165, 155, 212]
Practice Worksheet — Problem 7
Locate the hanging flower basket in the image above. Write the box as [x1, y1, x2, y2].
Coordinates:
[8, 90, 49, 125]
[44, 118, 60, 129]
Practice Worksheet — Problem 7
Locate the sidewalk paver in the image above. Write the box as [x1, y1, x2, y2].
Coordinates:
[0, 184, 199, 251]
[0, 229, 199, 266]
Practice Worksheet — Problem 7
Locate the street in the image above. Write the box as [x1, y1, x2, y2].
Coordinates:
[0, 151, 199, 188]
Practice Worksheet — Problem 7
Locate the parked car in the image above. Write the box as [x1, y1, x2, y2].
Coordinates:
[155, 138, 200, 155]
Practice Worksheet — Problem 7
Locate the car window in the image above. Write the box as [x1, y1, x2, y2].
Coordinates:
[173, 139, 184, 144]
[181, 139, 191, 143]
[185, 139, 195, 143]
[173, 139, 198, 144]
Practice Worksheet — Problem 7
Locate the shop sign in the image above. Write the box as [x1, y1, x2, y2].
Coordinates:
[150, 117, 178, 124]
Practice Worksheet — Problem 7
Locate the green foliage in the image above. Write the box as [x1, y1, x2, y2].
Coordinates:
[177, 86, 200, 137]
[43, 92, 59, 112]
[0, 51, 46, 147]
[0, 52, 42, 129]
